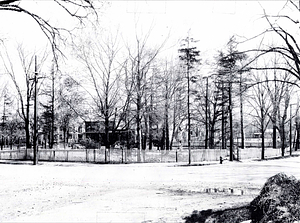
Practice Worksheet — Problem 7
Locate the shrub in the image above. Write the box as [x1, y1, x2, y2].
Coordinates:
[79, 138, 98, 149]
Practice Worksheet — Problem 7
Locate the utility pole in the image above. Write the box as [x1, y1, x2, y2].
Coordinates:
[33, 56, 38, 165]
[239, 73, 245, 149]
[205, 76, 209, 150]
[187, 46, 191, 164]
[229, 79, 233, 161]
[51, 63, 55, 149]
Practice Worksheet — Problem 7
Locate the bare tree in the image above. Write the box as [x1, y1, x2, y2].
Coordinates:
[265, 60, 295, 155]
[57, 77, 84, 147]
[247, 72, 272, 160]
[150, 60, 180, 150]
[239, 1, 300, 86]
[0, 0, 99, 59]
[216, 36, 248, 161]
[169, 65, 188, 150]
[194, 74, 225, 150]
[125, 31, 165, 160]
[273, 78, 293, 156]
[0, 45, 47, 150]
[75, 31, 126, 151]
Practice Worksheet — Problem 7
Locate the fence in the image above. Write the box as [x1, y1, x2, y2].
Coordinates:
[238, 147, 283, 160]
[0, 148, 228, 164]
[0, 147, 291, 164]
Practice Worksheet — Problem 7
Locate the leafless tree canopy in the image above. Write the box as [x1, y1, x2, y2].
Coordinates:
[0, 0, 98, 58]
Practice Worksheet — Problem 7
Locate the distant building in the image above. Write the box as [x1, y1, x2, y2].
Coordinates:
[80, 120, 135, 147]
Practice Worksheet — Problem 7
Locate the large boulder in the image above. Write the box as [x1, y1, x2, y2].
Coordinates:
[184, 206, 251, 223]
[184, 173, 300, 223]
[250, 172, 300, 223]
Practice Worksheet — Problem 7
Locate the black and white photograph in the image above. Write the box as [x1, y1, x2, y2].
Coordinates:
[1, 1, 300, 222]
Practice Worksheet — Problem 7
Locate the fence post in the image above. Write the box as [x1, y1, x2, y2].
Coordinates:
[121, 147, 124, 163]
[176, 150, 178, 162]
[94, 149, 96, 163]
[86, 149, 88, 162]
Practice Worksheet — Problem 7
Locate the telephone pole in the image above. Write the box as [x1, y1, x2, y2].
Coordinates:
[50, 62, 55, 149]
[204, 76, 209, 150]
[33, 56, 38, 165]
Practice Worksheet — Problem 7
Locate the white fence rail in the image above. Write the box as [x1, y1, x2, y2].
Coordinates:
[0, 147, 292, 163]
[0, 148, 228, 163]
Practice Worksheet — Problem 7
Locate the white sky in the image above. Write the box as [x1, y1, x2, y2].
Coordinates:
[99, 1, 287, 53]
[0, 1, 288, 52]
[1, 0, 299, 122]
[0, 1, 291, 82]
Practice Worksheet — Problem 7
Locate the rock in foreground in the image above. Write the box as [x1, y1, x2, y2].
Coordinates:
[250, 172, 300, 223]
[184, 173, 300, 223]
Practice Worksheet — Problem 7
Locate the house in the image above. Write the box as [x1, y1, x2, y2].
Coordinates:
[80, 121, 135, 147]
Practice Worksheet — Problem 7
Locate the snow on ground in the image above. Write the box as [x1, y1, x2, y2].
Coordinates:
[1, 156, 300, 223]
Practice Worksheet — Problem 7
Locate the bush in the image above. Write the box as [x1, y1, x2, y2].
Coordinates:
[79, 138, 98, 149]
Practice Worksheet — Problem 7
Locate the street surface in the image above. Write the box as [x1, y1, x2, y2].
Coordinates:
[1, 156, 300, 222]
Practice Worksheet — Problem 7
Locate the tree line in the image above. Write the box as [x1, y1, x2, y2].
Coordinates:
[0, 0, 300, 163]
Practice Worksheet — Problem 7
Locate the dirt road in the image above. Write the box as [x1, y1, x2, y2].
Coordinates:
[1, 157, 300, 222]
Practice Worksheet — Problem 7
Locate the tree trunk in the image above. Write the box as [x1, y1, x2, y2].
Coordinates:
[281, 124, 285, 157]
[296, 123, 300, 151]
[261, 131, 265, 160]
[136, 91, 142, 161]
[229, 82, 233, 161]
[261, 107, 265, 160]
[239, 74, 245, 149]
[187, 62, 191, 164]
[50, 68, 55, 149]
[165, 116, 170, 150]
[125, 101, 131, 150]
[273, 117, 277, 149]
[143, 113, 148, 151]
[165, 81, 170, 150]
[209, 124, 215, 149]
[222, 82, 226, 151]
[25, 97, 31, 149]
[149, 93, 153, 150]
[171, 92, 177, 150]
[273, 75, 277, 149]
[25, 118, 31, 149]
[63, 128, 67, 149]
[205, 77, 209, 149]
[105, 116, 109, 149]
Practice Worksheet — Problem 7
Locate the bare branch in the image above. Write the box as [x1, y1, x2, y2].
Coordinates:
[0, 1, 99, 61]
